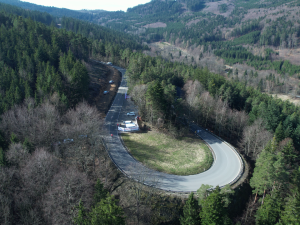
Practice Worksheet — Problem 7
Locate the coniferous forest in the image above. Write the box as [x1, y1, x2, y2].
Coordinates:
[1, 0, 300, 225]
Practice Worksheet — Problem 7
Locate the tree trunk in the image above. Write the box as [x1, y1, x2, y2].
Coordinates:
[254, 191, 258, 203]
[261, 189, 266, 205]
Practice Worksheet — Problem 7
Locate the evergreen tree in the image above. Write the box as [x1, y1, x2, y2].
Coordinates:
[281, 139, 297, 166]
[251, 138, 290, 197]
[74, 194, 125, 225]
[10, 132, 19, 143]
[199, 186, 231, 225]
[255, 191, 281, 225]
[280, 188, 300, 225]
[180, 192, 200, 225]
[73, 200, 89, 225]
[0, 131, 8, 150]
[146, 80, 166, 112]
[90, 193, 125, 225]
[220, 184, 234, 207]
[274, 122, 285, 142]
[197, 184, 212, 206]
[23, 137, 34, 153]
[258, 78, 264, 92]
[250, 140, 276, 195]
[235, 68, 238, 76]
[292, 125, 300, 149]
[93, 179, 108, 204]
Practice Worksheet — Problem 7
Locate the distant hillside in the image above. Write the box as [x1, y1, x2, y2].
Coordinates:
[0, 2, 147, 114]
[0, 0, 126, 22]
[0, 2, 145, 50]
[3, 0, 300, 95]
[0, 0, 93, 19]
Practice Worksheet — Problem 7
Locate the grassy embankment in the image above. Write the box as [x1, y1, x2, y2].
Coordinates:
[121, 130, 213, 175]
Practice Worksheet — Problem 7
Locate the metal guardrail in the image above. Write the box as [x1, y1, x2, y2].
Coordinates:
[206, 132, 244, 187]
[190, 123, 244, 188]
[101, 137, 126, 175]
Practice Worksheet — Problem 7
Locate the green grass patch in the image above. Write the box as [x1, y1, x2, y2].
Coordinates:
[121, 130, 213, 175]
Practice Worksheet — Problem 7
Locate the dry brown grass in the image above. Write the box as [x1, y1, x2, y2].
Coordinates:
[143, 22, 167, 28]
[121, 129, 213, 175]
[186, 18, 201, 27]
[271, 94, 300, 106]
[276, 48, 300, 66]
[202, 0, 235, 17]
[242, 4, 300, 22]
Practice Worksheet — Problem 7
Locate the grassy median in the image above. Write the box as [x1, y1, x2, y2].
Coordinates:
[121, 130, 213, 175]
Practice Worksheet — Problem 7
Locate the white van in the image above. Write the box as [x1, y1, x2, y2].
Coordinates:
[123, 121, 133, 124]
[126, 123, 136, 128]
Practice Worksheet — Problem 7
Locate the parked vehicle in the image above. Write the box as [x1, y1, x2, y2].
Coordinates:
[125, 123, 136, 128]
[109, 80, 114, 84]
[63, 139, 73, 144]
[103, 91, 109, 95]
[123, 120, 133, 124]
[127, 112, 135, 116]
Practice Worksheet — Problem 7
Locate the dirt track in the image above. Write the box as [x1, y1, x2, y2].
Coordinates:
[86, 60, 122, 118]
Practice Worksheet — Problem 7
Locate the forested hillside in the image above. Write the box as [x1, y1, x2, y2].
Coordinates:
[0, 0, 97, 21]
[2, 1, 300, 224]
[0, 2, 146, 114]
[0, 14, 89, 112]
[8, 0, 300, 96]
[0, 4, 150, 224]
[120, 47, 300, 224]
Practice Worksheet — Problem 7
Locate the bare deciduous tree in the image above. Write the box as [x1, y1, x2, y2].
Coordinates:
[128, 163, 161, 225]
[240, 119, 272, 160]
[59, 101, 103, 175]
[61, 101, 101, 139]
[200, 92, 215, 127]
[183, 80, 204, 121]
[17, 208, 43, 225]
[0, 168, 19, 224]
[214, 98, 228, 136]
[42, 167, 93, 225]
[0, 100, 106, 224]
[0, 99, 60, 148]
[21, 148, 60, 199]
[131, 84, 148, 118]
[6, 143, 30, 167]
[235, 110, 249, 138]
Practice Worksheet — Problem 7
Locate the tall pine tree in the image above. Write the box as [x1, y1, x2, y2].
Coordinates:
[180, 192, 200, 225]
[199, 186, 231, 225]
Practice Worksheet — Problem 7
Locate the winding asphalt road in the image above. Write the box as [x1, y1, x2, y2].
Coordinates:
[104, 64, 243, 192]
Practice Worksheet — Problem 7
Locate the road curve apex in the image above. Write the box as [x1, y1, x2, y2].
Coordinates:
[103, 63, 243, 192]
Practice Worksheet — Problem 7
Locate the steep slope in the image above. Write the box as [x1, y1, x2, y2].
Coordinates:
[0, 2, 147, 114]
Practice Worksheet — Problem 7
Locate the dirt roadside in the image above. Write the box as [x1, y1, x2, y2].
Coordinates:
[86, 59, 122, 118]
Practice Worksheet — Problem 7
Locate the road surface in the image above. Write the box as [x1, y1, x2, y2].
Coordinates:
[104, 64, 243, 192]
